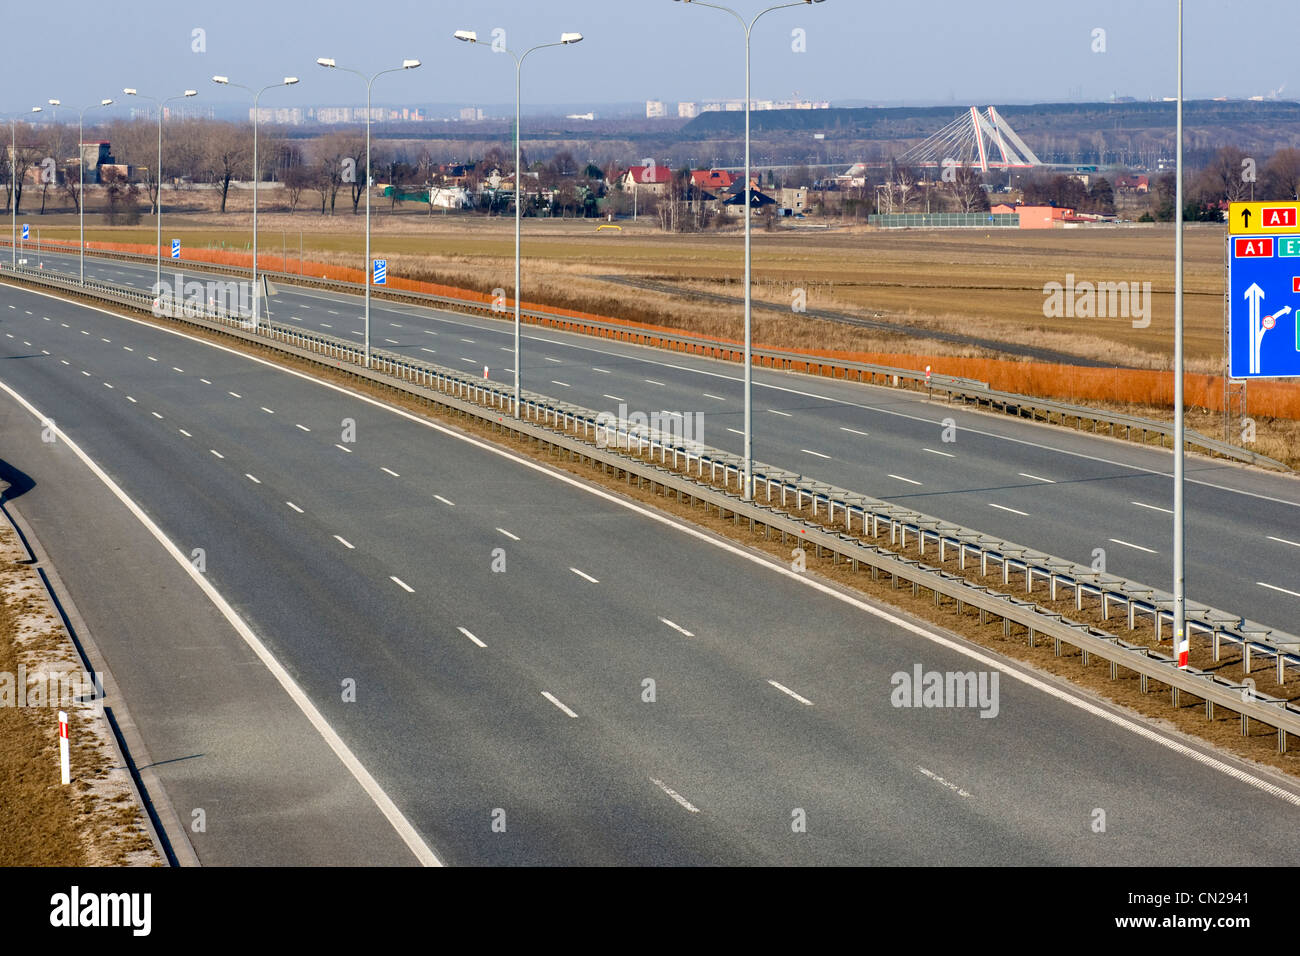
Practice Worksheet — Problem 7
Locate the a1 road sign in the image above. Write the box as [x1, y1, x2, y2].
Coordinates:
[171, 239, 181, 259]
[1229, 233, 1300, 378]
[372, 259, 387, 286]
[1230, 201, 1300, 235]
[21, 224, 28, 241]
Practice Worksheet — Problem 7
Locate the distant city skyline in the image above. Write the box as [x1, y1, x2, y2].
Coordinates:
[3, 0, 1295, 119]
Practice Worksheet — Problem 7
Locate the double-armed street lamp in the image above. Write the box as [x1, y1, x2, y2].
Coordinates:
[46, 97, 114, 284]
[673, 0, 826, 500]
[212, 75, 299, 330]
[453, 29, 583, 417]
[123, 87, 197, 288]
[315, 57, 421, 368]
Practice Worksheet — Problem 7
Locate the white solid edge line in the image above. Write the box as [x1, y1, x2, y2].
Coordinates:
[541, 691, 578, 718]
[457, 626, 487, 648]
[0, 380, 442, 866]
[23, 286, 1300, 811]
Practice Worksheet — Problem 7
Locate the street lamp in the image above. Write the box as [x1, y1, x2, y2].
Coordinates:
[8, 106, 42, 269]
[49, 98, 114, 284]
[123, 87, 197, 289]
[673, 0, 826, 500]
[454, 29, 583, 418]
[212, 75, 299, 331]
[316, 56, 421, 368]
[1173, 0, 1187, 669]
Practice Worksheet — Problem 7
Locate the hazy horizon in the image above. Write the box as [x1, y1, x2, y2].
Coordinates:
[2, 1, 1293, 117]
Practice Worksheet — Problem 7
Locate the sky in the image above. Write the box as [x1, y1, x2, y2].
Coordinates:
[2, 0, 1294, 116]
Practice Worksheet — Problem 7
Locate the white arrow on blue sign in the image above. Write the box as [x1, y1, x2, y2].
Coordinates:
[21, 224, 29, 241]
[1229, 235, 1300, 378]
[171, 239, 181, 259]
[373, 259, 387, 286]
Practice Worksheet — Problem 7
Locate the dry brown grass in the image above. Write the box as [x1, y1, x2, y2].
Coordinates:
[0, 517, 159, 867]
[28, 208, 1228, 364]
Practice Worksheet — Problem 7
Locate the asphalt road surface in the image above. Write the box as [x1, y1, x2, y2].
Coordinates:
[15, 248, 1299, 638]
[3, 279, 1299, 864]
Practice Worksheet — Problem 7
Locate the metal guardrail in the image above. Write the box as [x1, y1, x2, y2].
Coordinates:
[4, 260, 1300, 753]
[8, 239, 1287, 472]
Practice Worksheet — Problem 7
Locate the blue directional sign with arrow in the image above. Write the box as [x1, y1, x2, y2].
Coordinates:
[1228, 233, 1300, 379]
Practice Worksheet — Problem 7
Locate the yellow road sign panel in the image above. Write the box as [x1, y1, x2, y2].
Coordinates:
[1229, 201, 1300, 235]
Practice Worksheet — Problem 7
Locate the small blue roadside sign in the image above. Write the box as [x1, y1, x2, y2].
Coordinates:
[21, 224, 28, 241]
[171, 239, 181, 259]
[373, 259, 387, 286]
[1228, 234, 1300, 378]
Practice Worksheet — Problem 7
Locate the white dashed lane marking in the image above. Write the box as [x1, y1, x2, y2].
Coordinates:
[1109, 538, 1157, 554]
[457, 627, 487, 649]
[541, 692, 578, 718]
[650, 778, 700, 813]
[660, 618, 695, 638]
[767, 680, 813, 706]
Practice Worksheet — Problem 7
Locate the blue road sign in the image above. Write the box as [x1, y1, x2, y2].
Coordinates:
[1228, 234, 1300, 378]
[372, 259, 387, 286]
[21, 224, 28, 241]
[171, 239, 181, 259]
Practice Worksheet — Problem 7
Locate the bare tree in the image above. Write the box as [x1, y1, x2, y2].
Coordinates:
[4, 125, 43, 215]
[1192, 145, 1252, 204]
[947, 165, 989, 213]
[282, 164, 310, 213]
[1264, 148, 1300, 201]
[203, 125, 252, 213]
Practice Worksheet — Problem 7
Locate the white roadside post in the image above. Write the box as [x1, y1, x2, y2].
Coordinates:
[211, 75, 299, 332]
[1173, 0, 1188, 668]
[316, 57, 421, 369]
[453, 28, 585, 418]
[58, 710, 70, 785]
[673, 0, 827, 500]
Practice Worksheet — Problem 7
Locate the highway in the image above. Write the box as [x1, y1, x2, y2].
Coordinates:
[3, 278, 1300, 865]
[17, 247, 1300, 637]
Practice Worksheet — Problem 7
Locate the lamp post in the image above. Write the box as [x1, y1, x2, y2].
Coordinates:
[1173, 0, 1187, 669]
[123, 88, 197, 289]
[673, 0, 825, 500]
[315, 57, 420, 368]
[49, 98, 114, 284]
[454, 29, 583, 418]
[8, 107, 42, 269]
[212, 75, 299, 331]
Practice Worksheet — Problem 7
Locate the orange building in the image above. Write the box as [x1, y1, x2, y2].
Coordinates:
[991, 203, 1076, 229]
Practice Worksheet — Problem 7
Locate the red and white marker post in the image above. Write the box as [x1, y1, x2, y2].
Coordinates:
[1176, 629, 1189, 669]
[58, 711, 70, 785]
